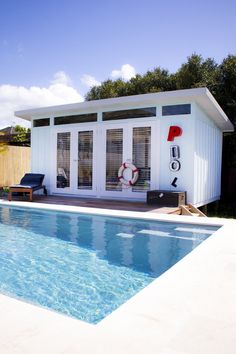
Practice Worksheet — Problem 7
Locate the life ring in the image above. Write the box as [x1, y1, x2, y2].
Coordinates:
[118, 162, 139, 186]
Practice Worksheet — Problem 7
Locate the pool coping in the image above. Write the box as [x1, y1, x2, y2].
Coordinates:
[0, 198, 227, 225]
[0, 199, 235, 354]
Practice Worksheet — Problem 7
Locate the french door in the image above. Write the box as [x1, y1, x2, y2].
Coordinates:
[53, 127, 97, 195]
[100, 122, 157, 198]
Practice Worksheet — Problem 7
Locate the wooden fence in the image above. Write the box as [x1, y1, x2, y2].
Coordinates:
[0, 146, 31, 187]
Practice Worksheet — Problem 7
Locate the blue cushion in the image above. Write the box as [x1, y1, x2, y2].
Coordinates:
[20, 173, 45, 186]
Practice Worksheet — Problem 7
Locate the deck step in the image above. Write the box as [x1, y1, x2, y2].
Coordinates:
[180, 204, 207, 217]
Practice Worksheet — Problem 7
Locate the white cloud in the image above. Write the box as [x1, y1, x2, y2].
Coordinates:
[51, 70, 72, 86]
[0, 71, 84, 128]
[81, 74, 101, 88]
[81, 65, 136, 88]
[0, 65, 137, 129]
[111, 64, 136, 81]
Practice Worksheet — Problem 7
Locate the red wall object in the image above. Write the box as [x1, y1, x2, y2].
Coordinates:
[167, 126, 183, 141]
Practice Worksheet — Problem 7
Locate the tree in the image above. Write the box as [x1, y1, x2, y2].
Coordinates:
[85, 68, 176, 101]
[85, 53, 236, 127]
[174, 54, 219, 95]
[215, 55, 236, 121]
[86, 79, 128, 100]
[0, 133, 8, 153]
[128, 68, 176, 95]
[85, 54, 221, 101]
[12, 125, 30, 143]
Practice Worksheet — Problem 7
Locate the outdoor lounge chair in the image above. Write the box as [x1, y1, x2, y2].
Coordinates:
[8, 173, 47, 202]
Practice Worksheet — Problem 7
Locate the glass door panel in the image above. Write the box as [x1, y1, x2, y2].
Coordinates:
[56, 132, 70, 188]
[132, 127, 151, 192]
[106, 129, 123, 191]
[78, 131, 93, 190]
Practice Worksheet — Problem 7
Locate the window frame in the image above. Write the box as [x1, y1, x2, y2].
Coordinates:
[33, 118, 50, 127]
[162, 104, 191, 116]
[102, 107, 156, 121]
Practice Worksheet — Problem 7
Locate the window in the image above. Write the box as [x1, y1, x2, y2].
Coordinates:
[54, 113, 97, 125]
[162, 104, 191, 116]
[106, 129, 123, 191]
[132, 127, 151, 192]
[57, 132, 70, 188]
[103, 107, 156, 121]
[33, 118, 50, 127]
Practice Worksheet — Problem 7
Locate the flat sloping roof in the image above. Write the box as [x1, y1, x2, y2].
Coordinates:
[15, 87, 234, 132]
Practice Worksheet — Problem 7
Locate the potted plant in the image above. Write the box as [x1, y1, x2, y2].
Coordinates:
[2, 186, 9, 197]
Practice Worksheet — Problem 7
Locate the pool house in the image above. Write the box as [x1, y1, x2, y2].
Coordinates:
[15, 87, 234, 207]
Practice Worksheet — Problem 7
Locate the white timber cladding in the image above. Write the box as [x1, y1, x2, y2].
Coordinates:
[16, 89, 234, 206]
[31, 125, 51, 190]
[193, 104, 223, 206]
[159, 103, 195, 203]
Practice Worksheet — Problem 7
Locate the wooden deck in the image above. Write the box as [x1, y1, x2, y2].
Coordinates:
[6, 194, 181, 214]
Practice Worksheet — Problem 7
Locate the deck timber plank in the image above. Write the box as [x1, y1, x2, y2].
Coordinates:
[4, 195, 181, 214]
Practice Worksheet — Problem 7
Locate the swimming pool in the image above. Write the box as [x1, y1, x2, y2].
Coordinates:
[0, 206, 219, 324]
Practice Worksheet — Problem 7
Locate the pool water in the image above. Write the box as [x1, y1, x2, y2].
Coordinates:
[0, 206, 218, 324]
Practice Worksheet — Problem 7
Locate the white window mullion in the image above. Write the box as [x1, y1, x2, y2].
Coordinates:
[150, 121, 159, 190]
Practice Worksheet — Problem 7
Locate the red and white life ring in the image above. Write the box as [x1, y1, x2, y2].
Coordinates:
[118, 162, 139, 186]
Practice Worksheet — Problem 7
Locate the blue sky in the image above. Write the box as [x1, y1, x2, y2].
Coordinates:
[0, 0, 235, 127]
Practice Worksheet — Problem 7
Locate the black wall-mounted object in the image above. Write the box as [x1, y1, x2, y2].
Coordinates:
[171, 177, 178, 187]
[147, 190, 186, 207]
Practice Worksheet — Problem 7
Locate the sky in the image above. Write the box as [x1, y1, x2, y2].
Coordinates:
[0, 0, 235, 128]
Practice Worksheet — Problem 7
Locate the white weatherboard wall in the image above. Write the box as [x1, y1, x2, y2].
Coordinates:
[159, 102, 195, 202]
[193, 104, 223, 206]
[159, 102, 223, 206]
[31, 125, 51, 189]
